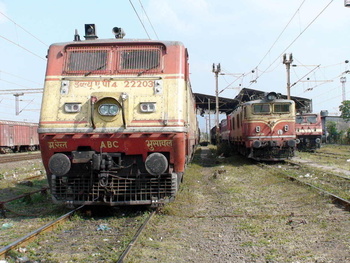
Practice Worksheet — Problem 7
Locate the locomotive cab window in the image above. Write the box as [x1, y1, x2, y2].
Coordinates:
[306, 116, 317, 124]
[64, 47, 110, 74]
[253, 104, 270, 114]
[296, 116, 304, 124]
[273, 103, 290, 113]
[117, 45, 163, 74]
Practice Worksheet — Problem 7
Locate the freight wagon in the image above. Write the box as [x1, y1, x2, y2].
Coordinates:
[0, 120, 39, 153]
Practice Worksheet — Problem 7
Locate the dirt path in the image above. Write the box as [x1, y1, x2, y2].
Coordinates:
[127, 147, 350, 262]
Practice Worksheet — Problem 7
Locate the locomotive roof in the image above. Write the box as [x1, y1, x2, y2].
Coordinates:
[195, 88, 312, 115]
[50, 38, 185, 47]
[236, 88, 312, 112]
[242, 98, 295, 105]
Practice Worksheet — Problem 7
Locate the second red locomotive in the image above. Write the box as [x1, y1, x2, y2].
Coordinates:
[218, 92, 297, 161]
[295, 113, 322, 152]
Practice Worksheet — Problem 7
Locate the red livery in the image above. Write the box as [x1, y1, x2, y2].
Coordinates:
[295, 113, 322, 151]
[0, 120, 39, 154]
[38, 25, 198, 206]
[217, 92, 297, 161]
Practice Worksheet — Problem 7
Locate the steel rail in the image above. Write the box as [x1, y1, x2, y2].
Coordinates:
[285, 174, 350, 211]
[0, 152, 41, 164]
[312, 151, 350, 160]
[117, 209, 157, 263]
[287, 159, 350, 181]
[0, 187, 48, 217]
[0, 205, 83, 259]
[260, 163, 350, 212]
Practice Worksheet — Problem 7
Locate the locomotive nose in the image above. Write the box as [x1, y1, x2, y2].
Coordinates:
[48, 153, 71, 176]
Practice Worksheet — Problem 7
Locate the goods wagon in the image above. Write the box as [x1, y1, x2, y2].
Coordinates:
[0, 120, 39, 153]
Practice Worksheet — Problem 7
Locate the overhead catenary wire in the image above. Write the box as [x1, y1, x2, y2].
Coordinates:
[291, 64, 320, 88]
[138, 0, 159, 40]
[129, 0, 151, 39]
[0, 11, 48, 47]
[0, 33, 46, 61]
[254, 0, 307, 70]
[0, 70, 43, 86]
[0, 78, 43, 90]
[250, 0, 335, 86]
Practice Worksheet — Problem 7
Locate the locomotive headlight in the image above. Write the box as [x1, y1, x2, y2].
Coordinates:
[266, 92, 277, 101]
[140, 102, 156, 113]
[64, 103, 81, 113]
[98, 104, 119, 116]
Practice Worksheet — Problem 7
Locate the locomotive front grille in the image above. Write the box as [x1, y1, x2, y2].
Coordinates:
[51, 174, 177, 205]
[252, 147, 294, 160]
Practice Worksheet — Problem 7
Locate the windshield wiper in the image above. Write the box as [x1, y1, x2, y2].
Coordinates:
[137, 63, 159, 76]
[84, 63, 107, 76]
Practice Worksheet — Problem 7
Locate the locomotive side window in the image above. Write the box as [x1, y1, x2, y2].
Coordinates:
[253, 104, 270, 114]
[273, 103, 290, 113]
[64, 47, 109, 74]
[117, 45, 163, 74]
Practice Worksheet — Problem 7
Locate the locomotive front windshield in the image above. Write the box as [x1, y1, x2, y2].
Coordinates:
[119, 49, 160, 70]
[64, 47, 110, 74]
[296, 115, 317, 124]
[253, 104, 270, 113]
[253, 103, 291, 114]
[273, 103, 290, 113]
[63, 45, 163, 75]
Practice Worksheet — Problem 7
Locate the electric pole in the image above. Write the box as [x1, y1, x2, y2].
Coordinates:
[283, 53, 293, 99]
[340, 76, 346, 102]
[13, 93, 24, 115]
[208, 98, 211, 142]
[212, 63, 221, 140]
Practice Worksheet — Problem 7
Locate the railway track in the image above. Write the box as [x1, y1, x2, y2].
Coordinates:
[0, 152, 41, 164]
[312, 151, 350, 160]
[287, 159, 350, 181]
[0, 187, 49, 218]
[0, 206, 158, 262]
[0, 206, 83, 259]
[260, 161, 350, 211]
[117, 209, 157, 263]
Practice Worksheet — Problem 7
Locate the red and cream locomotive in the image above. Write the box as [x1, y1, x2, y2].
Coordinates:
[38, 25, 198, 206]
[219, 92, 297, 161]
[295, 113, 322, 152]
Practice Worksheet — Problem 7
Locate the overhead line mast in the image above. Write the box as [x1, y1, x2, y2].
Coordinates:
[283, 53, 293, 100]
[212, 63, 221, 140]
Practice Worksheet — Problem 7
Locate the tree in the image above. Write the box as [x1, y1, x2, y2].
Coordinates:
[339, 100, 350, 122]
[326, 121, 339, 143]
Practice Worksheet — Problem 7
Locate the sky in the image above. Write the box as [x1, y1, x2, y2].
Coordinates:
[0, 0, 349, 133]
